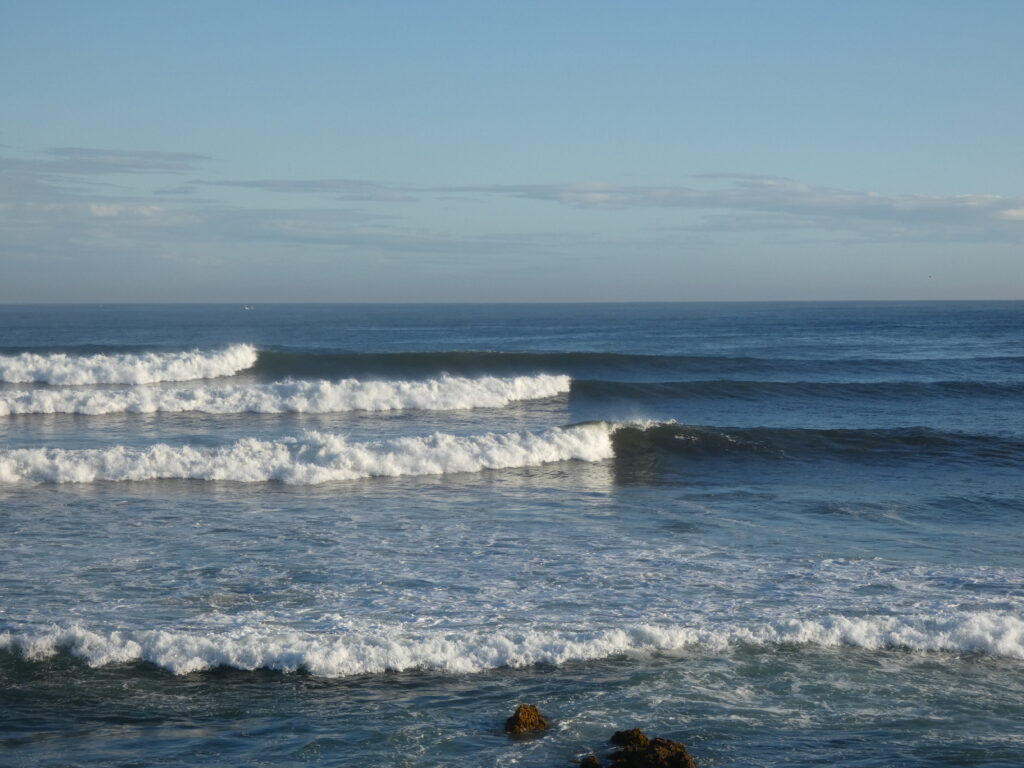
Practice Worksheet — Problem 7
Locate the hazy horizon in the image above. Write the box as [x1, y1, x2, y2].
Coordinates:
[3, 298, 1023, 307]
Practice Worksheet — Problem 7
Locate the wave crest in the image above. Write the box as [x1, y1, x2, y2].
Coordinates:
[0, 424, 614, 484]
[0, 345, 258, 385]
[0, 374, 570, 415]
[3, 611, 1020, 676]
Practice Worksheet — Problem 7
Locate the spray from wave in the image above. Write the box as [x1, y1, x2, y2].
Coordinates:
[0, 374, 570, 415]
[0, 423, 614, 484]
[0, 344, 258, 385]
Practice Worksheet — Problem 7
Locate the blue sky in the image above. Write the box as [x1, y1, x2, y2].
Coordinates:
[2, 0, 1022, 301]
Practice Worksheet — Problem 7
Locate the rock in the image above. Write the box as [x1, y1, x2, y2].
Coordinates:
[504, 703, 549, 735]
[607, 730, 698, 768]
[610, 729, 650, 749]
[568, 726, 699, 767]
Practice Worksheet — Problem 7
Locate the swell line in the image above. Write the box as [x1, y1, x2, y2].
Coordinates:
[573, 378, 1024, 401]
[612, 422, 1024, 465]
[251, 349, 1024, 380]
[0, 374, 570, 415]
[3, 420, 1020, 484]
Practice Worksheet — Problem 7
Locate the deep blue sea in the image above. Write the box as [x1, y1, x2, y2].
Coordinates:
[1, 302, 1022, 767]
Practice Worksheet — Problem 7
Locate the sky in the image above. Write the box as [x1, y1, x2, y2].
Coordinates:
[1, 0, 1022, 302]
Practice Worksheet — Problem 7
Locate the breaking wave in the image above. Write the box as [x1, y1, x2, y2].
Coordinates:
[0, 345, 258, 385]
[250, 349, 1024, 380]
[3, 420, 1021, 484]
[7, 344, 1019, 386]
[0, 424, 614, 484]
[3, 611, 1021, 676]
[0, 374, 569, 415]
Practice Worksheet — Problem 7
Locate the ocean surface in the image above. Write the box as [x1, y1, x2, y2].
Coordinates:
[1, 302, 1021, 767]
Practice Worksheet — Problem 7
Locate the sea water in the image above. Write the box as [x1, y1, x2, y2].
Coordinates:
[1, 302, 1021, 767]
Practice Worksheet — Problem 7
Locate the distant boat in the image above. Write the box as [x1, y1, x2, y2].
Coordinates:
[243, 306, 252, 310]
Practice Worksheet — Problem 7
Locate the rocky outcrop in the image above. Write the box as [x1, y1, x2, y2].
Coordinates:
[579, 728, 698, 768]
[504, 704, 549, 736]
[610, 729, 650, 749]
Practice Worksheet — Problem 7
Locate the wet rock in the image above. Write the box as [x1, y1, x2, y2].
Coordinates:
[504, 703, 549, 735]
[607, 728, 698, 768]
[610, 729, 650, 749]
[578, 756, 602, 768]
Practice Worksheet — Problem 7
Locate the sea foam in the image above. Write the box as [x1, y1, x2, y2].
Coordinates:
[0, 374, 570, 415]
[0, 344, 258, 385]
[0, 423, 614, 484]
[3, 611, 1021, 676]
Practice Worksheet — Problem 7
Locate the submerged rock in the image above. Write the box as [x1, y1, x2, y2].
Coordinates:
[505, 703, 549, 735]
[578, 756, 602, 767]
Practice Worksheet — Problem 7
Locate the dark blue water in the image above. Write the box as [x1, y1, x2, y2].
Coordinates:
[1, 302, 1022, 767]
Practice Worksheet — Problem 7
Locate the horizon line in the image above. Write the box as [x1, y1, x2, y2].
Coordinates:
[1, 298, 1022, 307]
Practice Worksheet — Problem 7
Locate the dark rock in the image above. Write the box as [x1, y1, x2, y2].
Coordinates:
[579, 757, 602, 768]
[608, 734, 698, 768]
[504, 703, 549, 735]
[610, 728, 650, 749]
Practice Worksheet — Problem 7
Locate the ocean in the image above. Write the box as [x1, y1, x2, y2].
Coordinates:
[1, 302, 1021, 767]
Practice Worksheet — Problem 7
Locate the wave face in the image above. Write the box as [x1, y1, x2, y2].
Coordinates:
[573, 378, 1024, 401]
[4, 611, 1021, 676]
[611, 422, 1024, 465]
[0, 345, 258, 385]
[0, 424, 613, 484]
[0, 374, 569, 415]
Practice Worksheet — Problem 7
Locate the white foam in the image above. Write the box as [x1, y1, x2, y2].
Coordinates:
[0, 423, 614, 484]
[731, 613, 1024, 657]
[0, 374, 570, 415]
[0, 344, 258, 385]
[2, 611, 1021, 676]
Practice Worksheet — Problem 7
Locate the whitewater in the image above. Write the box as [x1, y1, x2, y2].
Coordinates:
[0, 373, 570, 415]
[4, 610, 1023, 679]
[0, 343, 258, 384]
[0, 423, 612, 484]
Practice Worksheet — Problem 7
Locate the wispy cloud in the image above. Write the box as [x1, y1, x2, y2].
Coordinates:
[3, 147, 211, 175]
[45, 147, 210, 173]
[2, 141, 1022, 272]
[0, 188, 576, 266]
[152, 185, 199, 196]
[689, 172, 793, 182]
[0, 146, 213, 206]
[446, 178, 1024, 240]
[201, 178, 417, 202]
[455, 178, 1021, 219]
